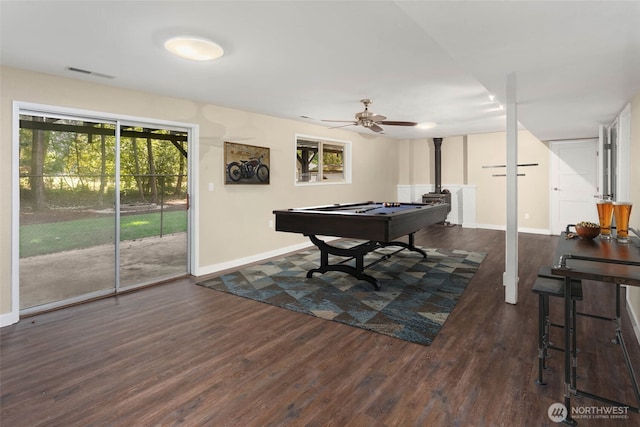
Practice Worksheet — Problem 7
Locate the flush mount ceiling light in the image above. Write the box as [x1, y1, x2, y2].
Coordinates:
[416, 122, 437, 130]
[164, 36, 224, 61]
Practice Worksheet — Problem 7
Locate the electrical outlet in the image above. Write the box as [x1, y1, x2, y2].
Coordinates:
[268, 220, 274, 228]
[208, 182, 214, 192]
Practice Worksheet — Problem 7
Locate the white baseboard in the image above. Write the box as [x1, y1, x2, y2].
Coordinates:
[0, 311, 19, 328]
[475, 223, 552, 235]
[196, 223, 552, 280]
[195, 241, 313, 277]
[518, 226, 553, 235]
[195, 237, 340, 277]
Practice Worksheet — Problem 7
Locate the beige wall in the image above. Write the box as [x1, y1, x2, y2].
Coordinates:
[397, 138, 431, 185]
[398, 131, 550, 231]
[2, 65, 638, 330]
[441, 136, 466, 185]
[397, 135, 466, 186]
[0, 66, 400, 316]
[465, 131, 550, 230]
[400, 131, 549, 230]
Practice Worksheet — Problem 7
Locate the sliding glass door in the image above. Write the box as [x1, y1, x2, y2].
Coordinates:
[19, 115, 118, 310]
[18, 111, 189, 313]
[118, 125, 188, 288]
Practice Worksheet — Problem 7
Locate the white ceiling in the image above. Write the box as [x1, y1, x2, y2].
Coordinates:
[1, 1, 639, 141]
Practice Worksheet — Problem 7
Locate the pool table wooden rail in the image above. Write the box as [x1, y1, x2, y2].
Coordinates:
[273, 202, 449, 242]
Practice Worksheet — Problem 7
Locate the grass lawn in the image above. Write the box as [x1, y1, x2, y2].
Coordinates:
[20, 211, 187, 257]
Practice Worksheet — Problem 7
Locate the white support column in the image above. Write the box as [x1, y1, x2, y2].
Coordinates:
[504, 72, 519, 304]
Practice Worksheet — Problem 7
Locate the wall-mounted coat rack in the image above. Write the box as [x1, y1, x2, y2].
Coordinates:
[482, 163, 539, 177]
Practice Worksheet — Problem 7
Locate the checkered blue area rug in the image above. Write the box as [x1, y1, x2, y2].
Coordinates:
[197, 241, 485, 346]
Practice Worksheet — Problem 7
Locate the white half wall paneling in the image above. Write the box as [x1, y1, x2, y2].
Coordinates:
[397, 184, 477, 227]
[397, 184, 433, 204]
[461, 186, 478, 228]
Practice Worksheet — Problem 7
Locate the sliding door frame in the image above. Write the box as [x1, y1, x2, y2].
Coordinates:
[10, 101, 199, 320]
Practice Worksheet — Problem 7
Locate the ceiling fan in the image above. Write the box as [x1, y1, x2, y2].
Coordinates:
[322, 99, 418, 133]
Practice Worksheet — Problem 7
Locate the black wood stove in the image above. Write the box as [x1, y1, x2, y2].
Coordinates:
[422, 137, 451, 213]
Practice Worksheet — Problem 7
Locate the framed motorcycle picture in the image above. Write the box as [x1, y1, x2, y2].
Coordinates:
[224, 141, 270, 185]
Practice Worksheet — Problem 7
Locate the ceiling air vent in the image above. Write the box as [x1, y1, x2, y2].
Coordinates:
[66, 67, 114, 79]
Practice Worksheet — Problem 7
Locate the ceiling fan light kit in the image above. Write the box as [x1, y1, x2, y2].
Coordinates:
[322, 99, 421, 133]
[417, 122, 437, 129]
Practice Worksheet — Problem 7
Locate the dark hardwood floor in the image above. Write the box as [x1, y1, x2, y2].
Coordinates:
[2, 226, 639, 426]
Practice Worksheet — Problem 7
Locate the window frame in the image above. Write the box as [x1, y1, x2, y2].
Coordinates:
[294, 134, 351, 186]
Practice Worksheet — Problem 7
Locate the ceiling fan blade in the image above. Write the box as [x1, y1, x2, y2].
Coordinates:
[377, 120, 418, 127]
[328, 123, 357, 130]
[320, 100, 417, 133]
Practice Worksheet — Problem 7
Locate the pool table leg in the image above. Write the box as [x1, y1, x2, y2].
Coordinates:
[306, 235, 381, 290]
[379, 233, 427, 258]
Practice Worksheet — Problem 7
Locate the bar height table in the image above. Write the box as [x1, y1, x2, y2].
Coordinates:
[552, 233, 640, 425]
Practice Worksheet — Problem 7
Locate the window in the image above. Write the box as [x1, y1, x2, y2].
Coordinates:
[295, 135, 351, 184]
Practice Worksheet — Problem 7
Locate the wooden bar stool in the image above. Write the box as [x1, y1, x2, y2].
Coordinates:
[532, 266, 583, 386]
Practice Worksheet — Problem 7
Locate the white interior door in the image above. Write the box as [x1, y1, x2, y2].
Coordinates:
[550, 140, 599, 235]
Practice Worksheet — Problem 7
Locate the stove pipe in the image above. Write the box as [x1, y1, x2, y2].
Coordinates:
[433, 137, 443, 194]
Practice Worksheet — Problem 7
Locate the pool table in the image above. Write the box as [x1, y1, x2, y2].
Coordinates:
[273, 201, 449, 290]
